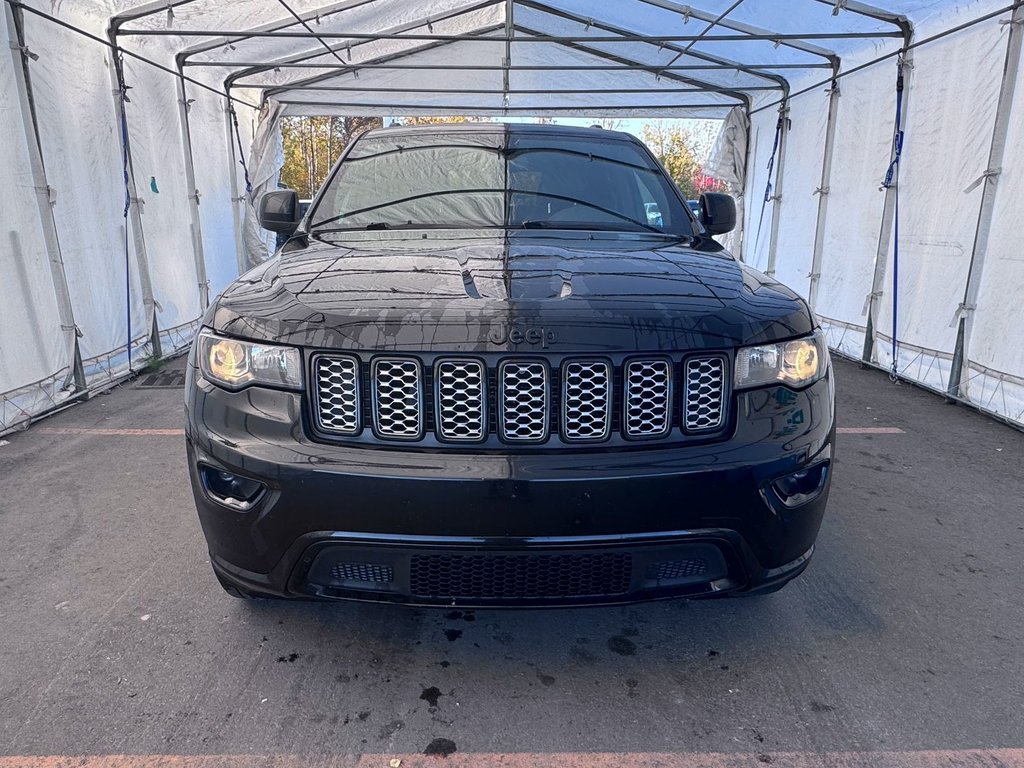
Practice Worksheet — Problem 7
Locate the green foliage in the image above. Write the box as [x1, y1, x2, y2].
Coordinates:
[640, 120, 725, 200]
[279, 116, 382, 198]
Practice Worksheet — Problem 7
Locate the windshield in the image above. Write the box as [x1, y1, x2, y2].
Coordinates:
[309, 131, 696, 238]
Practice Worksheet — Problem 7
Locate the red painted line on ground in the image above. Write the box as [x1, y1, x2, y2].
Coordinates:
[837, 426, 905, 434]
[1, 751, 1022, 768]
[34, 427, 185, 436]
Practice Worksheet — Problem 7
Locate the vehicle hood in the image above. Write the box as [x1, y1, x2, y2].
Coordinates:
[209, 232, 813, 352]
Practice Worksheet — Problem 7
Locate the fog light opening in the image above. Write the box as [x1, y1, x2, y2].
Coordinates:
[199, 465, 266, 510]
[771, 461, 829, 508]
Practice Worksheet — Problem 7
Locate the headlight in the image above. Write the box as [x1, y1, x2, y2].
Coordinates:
[734, 331, 828, 390]
[197, 330, 302, 391]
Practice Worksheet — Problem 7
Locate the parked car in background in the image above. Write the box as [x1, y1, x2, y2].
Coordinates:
[687, 199, 701, 216]
[186, 123, 834, 606]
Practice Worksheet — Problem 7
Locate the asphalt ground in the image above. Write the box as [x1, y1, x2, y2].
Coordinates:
[1, 356, 1022, 768]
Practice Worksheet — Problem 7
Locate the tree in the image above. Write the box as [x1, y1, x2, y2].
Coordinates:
[392, 115, 492, 126]
[640, 120, 724, 200]
[280, 115, 382, 198]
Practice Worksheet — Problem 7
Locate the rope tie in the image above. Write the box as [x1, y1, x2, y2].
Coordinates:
[963, 167, 1001, 194]
[11, 42, 39, 61]
[949, 302, 976, 327]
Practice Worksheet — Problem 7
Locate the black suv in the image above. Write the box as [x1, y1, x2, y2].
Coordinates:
[185, 123, 834, 606]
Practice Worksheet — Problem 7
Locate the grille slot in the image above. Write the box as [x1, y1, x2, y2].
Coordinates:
[371, 358, 423, 439]
[499, 361, 549, 442]
[329, 562, 394, 584]
[562, 361, 611, 441]
[409, 552, 633, 599]
[623, 359, 672, 438]
[684, 356, 726, 432]
[648, 558, 709, 581]
[313, 355, 360, 435]
[435, 359, 486, 441]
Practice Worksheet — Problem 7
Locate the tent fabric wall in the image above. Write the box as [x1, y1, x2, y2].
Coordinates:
[3, 0, 1024, 432]
[0, 5, 75, 430]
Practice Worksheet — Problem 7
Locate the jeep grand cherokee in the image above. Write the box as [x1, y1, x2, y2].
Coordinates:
[185, 123, 834, 606]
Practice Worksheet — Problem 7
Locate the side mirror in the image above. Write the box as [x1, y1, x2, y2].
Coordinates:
[258, 189, 301, 235]
[699, 192, 736, 235]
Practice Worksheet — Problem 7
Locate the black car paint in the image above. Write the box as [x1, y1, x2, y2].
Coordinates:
[186, 124, 834, 606]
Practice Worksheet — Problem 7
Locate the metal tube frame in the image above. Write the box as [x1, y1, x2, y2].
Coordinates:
[174, 56, 211, 309]
[861, 43, 913, 366]
[807, 64, 842, 309]
[947, 4, 1024, 400]
[764, 98, 790, 278]
[119, 28, 905, 42]
[105, 25, 161, 361]
[4, 1, 86, 393]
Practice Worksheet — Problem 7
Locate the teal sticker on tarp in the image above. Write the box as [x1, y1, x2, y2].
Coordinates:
[150, 176, 159, 193]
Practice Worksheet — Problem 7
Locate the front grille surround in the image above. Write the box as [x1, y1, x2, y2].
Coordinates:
[683, 354, 728, 433]
[498, 359, 551, 443]
[308, 351, 732, 448]
[561, 359, 613, 442]
[370, 357, 425, 440]
[434, 358, 487, 442]
[311, 353, 362, 436]
[622, 357, 674, 439]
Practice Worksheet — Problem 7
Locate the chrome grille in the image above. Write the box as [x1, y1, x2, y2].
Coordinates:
[435, 359, 486, 441]
[371, 358, 423, 438]
[684, 356, 726, 431]
[499, 361, 548, 442]
[562, 361, 611, 441]
[311, 354, 729, 444]
[624, 359, 671, 438]
[313, 355, 360, 435]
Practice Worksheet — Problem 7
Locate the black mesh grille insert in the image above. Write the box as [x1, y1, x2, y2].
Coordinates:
[648, 558, 709, 581]
[328, 562, 395, 584]
[409, 552, 633, 599]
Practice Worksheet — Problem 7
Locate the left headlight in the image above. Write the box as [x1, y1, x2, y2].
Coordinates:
[734, 330, 828, 390]
[197, 329, 302, 391]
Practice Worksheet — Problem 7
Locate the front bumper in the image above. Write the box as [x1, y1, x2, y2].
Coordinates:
[185, 361, 834, 606]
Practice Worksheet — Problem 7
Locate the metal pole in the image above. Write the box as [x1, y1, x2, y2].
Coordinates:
[224, 93, 247, 277]
[175, 57, 210, 309]
[765, 99, 790, 278]
[195, 60, 832, 71]
[947, 4, 1024, 399]
[4, 1, 86, 392]
[119, 28, 905, 42]
[808, 66, 842, 309]
[106, 26, 161, 360]
[862, 47, 913, 365]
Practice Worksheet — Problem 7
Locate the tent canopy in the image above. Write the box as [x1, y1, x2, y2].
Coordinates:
[94, 0, 928, 116]
[3, 0, 1024, 436]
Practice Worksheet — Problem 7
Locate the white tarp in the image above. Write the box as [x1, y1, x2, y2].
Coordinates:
[2, 0, 1024, 432]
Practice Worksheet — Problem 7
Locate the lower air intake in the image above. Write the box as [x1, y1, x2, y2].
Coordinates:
[328, 562, 395, 584]
[409, 552, 633, 599]
[648, 558, 709, 581]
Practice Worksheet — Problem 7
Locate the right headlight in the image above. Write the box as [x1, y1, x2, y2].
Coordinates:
[734, 330, 828, 390]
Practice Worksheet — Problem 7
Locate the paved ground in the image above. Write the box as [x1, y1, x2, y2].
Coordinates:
[1, 357, 1022, 768]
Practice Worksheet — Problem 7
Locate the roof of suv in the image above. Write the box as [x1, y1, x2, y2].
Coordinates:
[361, 122, 636, 142]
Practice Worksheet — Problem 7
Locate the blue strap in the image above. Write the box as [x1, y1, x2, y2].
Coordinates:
[882, 61, 906, 380]
[230, 105, 254, 202]
[751, 104, 787, 260]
